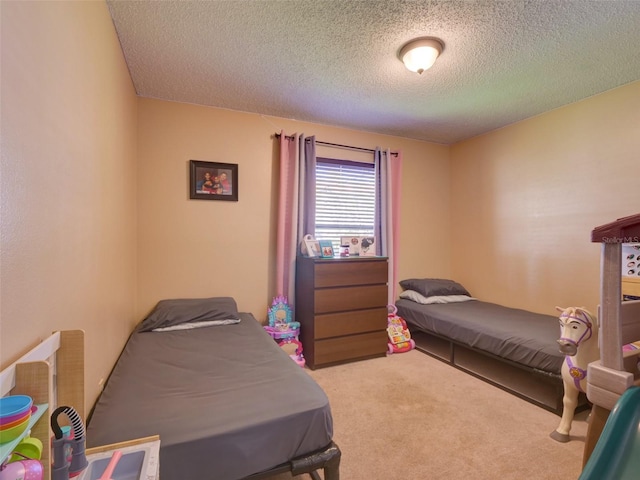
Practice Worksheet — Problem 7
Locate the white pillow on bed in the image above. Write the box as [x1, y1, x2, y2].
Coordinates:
[137, 296, 240, 332]
[399, 290, 476, 305]
[152, 318, 240, 332]
[399, 278, 471, 298]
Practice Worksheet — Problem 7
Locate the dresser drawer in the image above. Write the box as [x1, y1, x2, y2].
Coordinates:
[315, 307, 387, 339]
[315, 285, 388, 314]
[314, 331, 388, 366]
[314, 260, 387, 288]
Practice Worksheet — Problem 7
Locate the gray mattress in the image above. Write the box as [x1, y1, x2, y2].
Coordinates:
[395, 299, 564, 374]
[86, 313, 333, 480]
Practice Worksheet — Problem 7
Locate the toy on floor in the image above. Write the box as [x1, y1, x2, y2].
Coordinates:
[277, 338, 306, 368]
[387, 305, 415, 354]
[50, 405, 88, 480]
[550, 306, 599, 443]
[264, 295, 305, 367]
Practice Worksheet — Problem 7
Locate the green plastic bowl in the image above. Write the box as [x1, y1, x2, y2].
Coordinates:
[0, 415, 30, 443]
[10, 436, 43, 461]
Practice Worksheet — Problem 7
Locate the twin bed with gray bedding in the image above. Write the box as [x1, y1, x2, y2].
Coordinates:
[87, 297, 340, 480]
[395, 278, 587, 415]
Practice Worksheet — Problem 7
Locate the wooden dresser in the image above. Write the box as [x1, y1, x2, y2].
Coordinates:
[295, 256, 389, 369]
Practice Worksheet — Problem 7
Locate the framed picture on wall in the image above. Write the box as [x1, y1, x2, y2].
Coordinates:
[190, 160, 238, 201]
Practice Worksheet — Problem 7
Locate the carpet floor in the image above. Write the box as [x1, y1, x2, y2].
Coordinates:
[269, 350, 588, 480]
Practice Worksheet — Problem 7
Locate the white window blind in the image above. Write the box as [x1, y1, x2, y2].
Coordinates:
[315, 158, 375, 250]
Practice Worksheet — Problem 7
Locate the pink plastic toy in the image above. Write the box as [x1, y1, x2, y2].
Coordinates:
[98, 450, 122, 480]
[0, 457, 43, 480]
[387, 305, 415, 354]
[264, 296, 305, 367]
[278, 338, 306, 367]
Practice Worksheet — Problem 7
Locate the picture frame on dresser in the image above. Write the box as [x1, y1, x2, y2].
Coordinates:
[341, 236, 360, 256]
[359, 237, 376, 256]
[303, 237, 321, 257]
[319, 240, 335, 258]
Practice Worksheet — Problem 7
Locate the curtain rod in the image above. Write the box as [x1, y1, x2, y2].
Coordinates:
[274, 133, 398, 157]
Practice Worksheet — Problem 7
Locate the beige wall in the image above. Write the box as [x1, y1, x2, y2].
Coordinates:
[0, 0, 448, 413]
[450, 81, 640, 315]
[0, 1, 138, 408]
[136, 98, 451, 320]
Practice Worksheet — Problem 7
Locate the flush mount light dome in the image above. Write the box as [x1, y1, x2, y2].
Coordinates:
[398, 37, 444, 74]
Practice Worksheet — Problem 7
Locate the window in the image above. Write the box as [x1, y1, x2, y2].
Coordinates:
[314, 158, 375, 250]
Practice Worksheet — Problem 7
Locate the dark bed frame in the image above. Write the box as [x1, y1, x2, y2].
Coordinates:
[245, 442, 341, 480]
[407, 326, 590, 416]
[86, 311, 342, 480]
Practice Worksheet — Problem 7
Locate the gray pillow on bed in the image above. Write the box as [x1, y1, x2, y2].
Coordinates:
[399, 278, 471, 298]
[138, 297, 240, 332]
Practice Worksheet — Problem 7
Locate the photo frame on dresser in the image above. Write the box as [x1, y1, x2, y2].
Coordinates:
[359, 237, 376, 256]
[319, 240, 335, 258]
[341, 236, 360, 256]
[340, 236, 376, 256]
[303, 235, 321, 257]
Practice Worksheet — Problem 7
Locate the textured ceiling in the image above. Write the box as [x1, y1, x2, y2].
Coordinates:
[106, 0, 640, 145]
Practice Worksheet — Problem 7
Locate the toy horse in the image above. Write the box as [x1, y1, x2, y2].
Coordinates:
[550, 306, 599, 443]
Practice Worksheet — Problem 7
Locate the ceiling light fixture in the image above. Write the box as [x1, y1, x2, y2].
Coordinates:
[398, 37, 444, 74]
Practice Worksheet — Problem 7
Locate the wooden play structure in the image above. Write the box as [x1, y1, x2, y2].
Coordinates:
[0, 330, 85, 480]
[1, 330, 160, 479]
[584, 213, 640, 463]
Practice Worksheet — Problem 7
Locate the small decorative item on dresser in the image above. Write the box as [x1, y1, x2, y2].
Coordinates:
[319, 240, 335, 258]
[341, 236, 361, 256]
[359, 237, 376, 256]
[302, 234, 321, 257]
